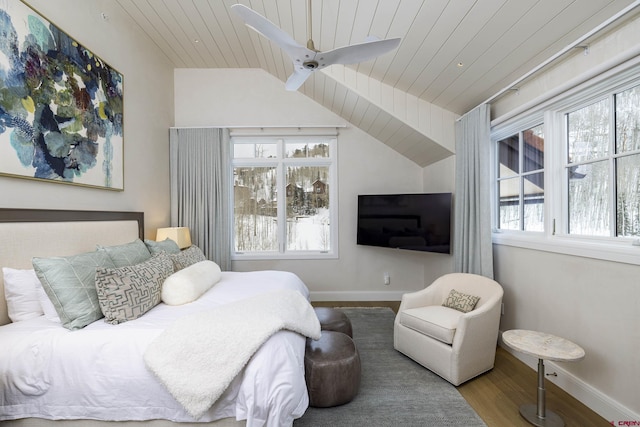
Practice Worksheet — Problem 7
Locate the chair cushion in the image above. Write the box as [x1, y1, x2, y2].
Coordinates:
[399, 306, 464, 344]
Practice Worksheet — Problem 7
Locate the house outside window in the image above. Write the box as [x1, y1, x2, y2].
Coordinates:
[496, 124, 545, 232]
[231, 135, 337, 259]
[491, 67, 640, 265]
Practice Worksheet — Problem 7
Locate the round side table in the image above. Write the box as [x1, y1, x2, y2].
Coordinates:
[502, 329, 585, 427]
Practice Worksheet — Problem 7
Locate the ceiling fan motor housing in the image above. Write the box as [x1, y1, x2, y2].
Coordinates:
[231, 3, 400, 90]
[303, 60, 319, 69]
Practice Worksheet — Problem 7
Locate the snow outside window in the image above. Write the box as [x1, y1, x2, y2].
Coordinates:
[232, 135, 337, 260]
[565, 85, 640, 238]
[491, 66, 640, 266]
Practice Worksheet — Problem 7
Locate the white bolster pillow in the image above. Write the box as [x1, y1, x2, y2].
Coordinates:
[162, 260, 221, 305]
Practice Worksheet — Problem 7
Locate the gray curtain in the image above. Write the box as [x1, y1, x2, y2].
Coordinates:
[453, 104, 494, 278]
[169, 128, 232, 271]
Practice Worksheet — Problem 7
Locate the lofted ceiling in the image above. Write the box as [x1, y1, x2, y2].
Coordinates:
[115, 0, 638, 166]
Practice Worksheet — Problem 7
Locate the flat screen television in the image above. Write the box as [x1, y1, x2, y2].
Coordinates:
[357, 193, 452, 254]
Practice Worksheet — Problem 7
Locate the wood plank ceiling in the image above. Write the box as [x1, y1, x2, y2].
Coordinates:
[115, 0, 638, 166]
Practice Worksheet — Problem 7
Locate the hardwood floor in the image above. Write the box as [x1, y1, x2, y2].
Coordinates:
[312, 301, 610, 427]
[458, 347, 610, 427]
[311, 300, 401, 311]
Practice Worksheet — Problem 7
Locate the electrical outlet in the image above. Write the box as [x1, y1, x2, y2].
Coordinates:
[384, 272, 390, 286]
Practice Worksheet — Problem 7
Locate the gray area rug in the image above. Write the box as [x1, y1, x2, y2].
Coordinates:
[294, 307, 487, 427]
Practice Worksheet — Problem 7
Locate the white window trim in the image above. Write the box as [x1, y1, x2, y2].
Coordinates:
[231, 135, 339, 261]
[491, 62, 640, 266]
[492, 231, 640, 265]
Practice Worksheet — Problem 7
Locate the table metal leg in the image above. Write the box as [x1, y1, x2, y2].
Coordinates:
[519, 358, 565, 427]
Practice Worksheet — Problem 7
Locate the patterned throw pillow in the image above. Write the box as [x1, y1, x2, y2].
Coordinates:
[144, 238, 181, 255]
[170, 245, 207, 271]
[442, 289, 480, 313]
[97, 238, 151, 267]
[33, 250, 115, 330]
[95, 252, 174, 325]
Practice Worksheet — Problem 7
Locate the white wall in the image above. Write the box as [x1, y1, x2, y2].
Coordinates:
[422, 156, 456, 284]
[0, 0, 174, 237]
[495, 246, 639, 420]
[175, 68, 453, 300]
[490, 15, 640, 422]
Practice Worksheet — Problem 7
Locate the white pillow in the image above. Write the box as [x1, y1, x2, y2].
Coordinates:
[36, 284, 61, 323]
[162, 260, 221, 306]
[2, 268, 43, 322]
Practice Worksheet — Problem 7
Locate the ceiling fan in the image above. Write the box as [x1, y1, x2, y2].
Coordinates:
[230, 2, 401, 91]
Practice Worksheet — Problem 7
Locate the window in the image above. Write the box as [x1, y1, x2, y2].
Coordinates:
[565, 85, 640, 237]
[491, 66, 640, 265]
[232, 135, 337, 259]
[496, 124, 545, 232]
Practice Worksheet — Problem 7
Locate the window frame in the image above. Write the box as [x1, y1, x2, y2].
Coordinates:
[491, 64, 640, 266]
[231, 135, 339, 260]
[495, 123, 546, 233]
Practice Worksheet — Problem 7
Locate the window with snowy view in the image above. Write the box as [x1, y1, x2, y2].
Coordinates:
[566, 84, 640, 237]
[232, 136, 337, 258]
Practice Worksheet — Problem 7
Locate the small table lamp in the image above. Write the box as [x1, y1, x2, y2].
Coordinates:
[156, 227, 192, 249]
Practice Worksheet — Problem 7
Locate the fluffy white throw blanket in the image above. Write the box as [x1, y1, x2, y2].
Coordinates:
[143, 289, 321, 419]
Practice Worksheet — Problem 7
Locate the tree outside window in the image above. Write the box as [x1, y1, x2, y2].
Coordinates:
[566, 84, 640, 237]
[232, 137, 337, 257]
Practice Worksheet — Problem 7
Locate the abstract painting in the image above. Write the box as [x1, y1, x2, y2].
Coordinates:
[0, 1, 124, 190]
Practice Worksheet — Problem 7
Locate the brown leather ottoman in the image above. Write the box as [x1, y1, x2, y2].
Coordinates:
[304, 331, 361, 408]
[314, 307, 353, 337]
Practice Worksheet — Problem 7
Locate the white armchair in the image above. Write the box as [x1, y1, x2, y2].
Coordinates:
[394, 273, 503, 386]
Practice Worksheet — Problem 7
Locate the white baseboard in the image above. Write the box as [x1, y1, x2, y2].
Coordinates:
[309, 290, 405, 301]
[498, 338, 639, 424]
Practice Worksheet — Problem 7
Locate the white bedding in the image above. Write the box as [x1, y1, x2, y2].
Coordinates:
[0, 270, 312, 425]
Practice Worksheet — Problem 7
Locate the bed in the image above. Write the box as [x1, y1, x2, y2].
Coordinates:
[0, 209, 319, 427]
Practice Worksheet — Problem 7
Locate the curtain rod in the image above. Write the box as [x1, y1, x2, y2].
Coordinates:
[170, 125, 347, 129]
[456, 0, 640, 123]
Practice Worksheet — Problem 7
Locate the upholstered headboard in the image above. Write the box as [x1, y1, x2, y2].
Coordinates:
[0, 209, 144, 326]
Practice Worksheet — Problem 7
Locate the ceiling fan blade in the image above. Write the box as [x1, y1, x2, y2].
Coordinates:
[231, 4, 312, 60]
[285, 68, 314, 91]
[319, 37, 401, 67]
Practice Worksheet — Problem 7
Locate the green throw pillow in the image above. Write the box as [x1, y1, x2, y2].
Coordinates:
[144, 238, 181, 255]
[95, 252, 174, 325]
[442, 289, 480, 313]
[97, 238, 151, 267]
[33, 250, 115, 330]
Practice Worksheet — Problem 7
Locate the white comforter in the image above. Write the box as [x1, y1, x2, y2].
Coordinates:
[0, 271, 312, 425]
